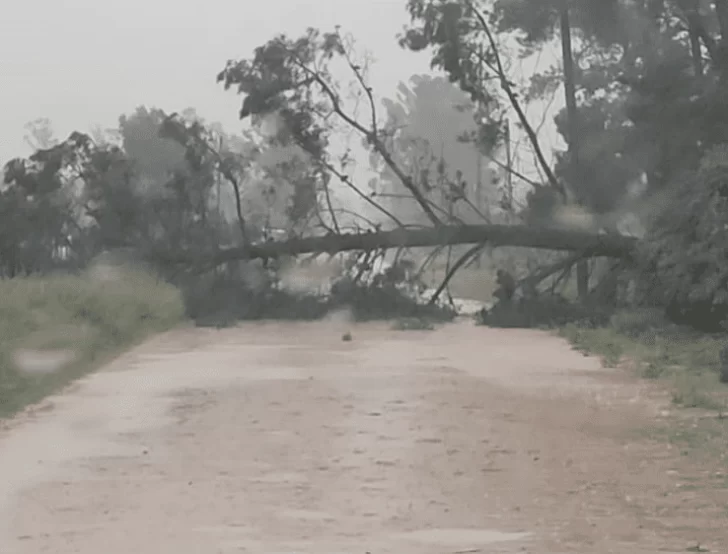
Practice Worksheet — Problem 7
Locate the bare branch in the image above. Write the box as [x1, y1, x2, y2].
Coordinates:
[427, 243, 485, 306]
[465, 1, 567, 201]
[518, 250, 586, 293]
[489, 156, 542, 189]
[162, 113, 249, 245]
[315, 157, 405, 227]
[291, 55, 443, 226]
[337, 30, 379, 144]
[329, 207, 380, 229]
[375, 192, 465, 224]
[412, 244, 449, 282]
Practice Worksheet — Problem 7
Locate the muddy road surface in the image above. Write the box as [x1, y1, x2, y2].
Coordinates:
[1, 320, 726, 553]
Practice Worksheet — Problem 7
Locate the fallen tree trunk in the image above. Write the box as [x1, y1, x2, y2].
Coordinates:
[149, 224, 638, 268]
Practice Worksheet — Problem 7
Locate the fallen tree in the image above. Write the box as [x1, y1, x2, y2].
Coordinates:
[148, 223, 638, 269]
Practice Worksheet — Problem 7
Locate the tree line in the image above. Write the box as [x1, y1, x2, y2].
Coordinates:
[3, 0, 728, 328]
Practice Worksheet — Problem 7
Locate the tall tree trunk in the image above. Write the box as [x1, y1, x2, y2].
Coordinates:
[558, 3, 589, 299]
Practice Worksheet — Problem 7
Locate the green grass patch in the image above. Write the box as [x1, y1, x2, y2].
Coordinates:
[558, 308, 728, 412]
[636, 411, 728, 461]
[0, 268, 185, 418]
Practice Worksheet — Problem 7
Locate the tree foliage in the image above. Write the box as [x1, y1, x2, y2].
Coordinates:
[639, 146, 728, 330]
[372, 74, 499, 225]
[396, 0, 728, 321]
[217, 26, 452, 228]
[4, 0, 728, 328]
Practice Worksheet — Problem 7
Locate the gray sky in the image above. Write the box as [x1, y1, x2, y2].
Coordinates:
[0, 0, 435, 163]
[0, 0, 562, 195]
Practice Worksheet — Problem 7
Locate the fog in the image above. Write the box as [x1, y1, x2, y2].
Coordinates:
[0, 0, 562, 201]
[0, 0, 431, 163]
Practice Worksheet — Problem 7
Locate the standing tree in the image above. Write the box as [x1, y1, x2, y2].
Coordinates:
[371, 74, 500, 226]
[216, 27, 446, 230]
[118, 106, 188, 193]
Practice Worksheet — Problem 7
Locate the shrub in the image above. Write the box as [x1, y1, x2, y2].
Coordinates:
[477, 293, 613, 329]
[179, 254, 456, 326]
[608, 308, 671, 340]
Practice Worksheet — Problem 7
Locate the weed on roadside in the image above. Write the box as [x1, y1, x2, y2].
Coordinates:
[558, 308, 728, 414]
[639, 409, 728, 461]
[0, 269, 185, 418]
[559, 324, 625, 367]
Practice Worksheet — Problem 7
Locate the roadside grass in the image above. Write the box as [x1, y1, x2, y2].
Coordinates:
[640, 413, 728, 460]
[560, 307, 728, 508]
[0, 268, 185, 418]
[558, 308, 728, 413]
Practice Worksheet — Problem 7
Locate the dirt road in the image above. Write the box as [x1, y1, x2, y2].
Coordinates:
[1, 319, 726, 553]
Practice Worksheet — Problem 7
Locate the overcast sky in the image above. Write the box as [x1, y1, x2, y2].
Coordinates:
[1, 0, 429, 160]
[0, 0, 562, 184]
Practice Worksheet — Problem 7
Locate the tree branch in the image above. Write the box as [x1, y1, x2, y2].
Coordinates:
[338, 30, 379, 144]
[465, 1, 568, 201]
[317, 158, 405, 227]
[149, 223, 637, 268]
[426, 243, 485, 306]
[162, 113, 250, 245]
[518, 249, 586, 293]
[488, 155, 542, 189]
[291, 56, 443, 226]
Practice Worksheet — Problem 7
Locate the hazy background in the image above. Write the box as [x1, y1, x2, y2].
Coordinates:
[0, 0, 561, 188]
[0, 0, 426, 160]
[0, 0, 652, 323]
